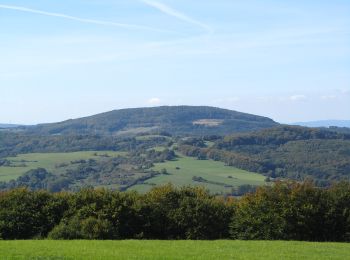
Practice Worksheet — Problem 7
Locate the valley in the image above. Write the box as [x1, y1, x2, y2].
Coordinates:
[0, 106, 349, 194]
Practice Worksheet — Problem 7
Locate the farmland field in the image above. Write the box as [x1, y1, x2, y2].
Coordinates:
[0, 240, 349, 259]
[0, 151, 125, 182]
[130, 155, 266, 193]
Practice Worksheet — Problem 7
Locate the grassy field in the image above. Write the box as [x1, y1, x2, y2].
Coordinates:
[0, 151, 266, 194]
[0, 240, 349, 259]
[0, 151, 125, 182]
[130, 155, 266, 194]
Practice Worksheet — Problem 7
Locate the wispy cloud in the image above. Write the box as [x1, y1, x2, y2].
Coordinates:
[147, 97, 162, 105]
[141, 0, 212, 33]
[339, 88, 350, 95]
[289, 95, 307, 101]
[212, 97, 240, 104]
[0, 4, 172, 33]
[321, 95, 337, 100]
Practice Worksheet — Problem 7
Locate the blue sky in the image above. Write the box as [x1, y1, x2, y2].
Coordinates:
[0, 0, 349, 124]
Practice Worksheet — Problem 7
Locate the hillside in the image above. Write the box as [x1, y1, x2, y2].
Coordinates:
[179, 125, 350, 185]
[25, 106, 278, 136]
[294, 120, 350, 128]
[1, 108, 349, 191]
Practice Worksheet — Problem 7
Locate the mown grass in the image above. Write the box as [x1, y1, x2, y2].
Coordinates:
[0, 151, 125, 182]
[130, 155, 266, 194]
[0, 240, 349, 259]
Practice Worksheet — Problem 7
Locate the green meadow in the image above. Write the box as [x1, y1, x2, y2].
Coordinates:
[0, 151, 125, 182]
[0, 150, 266, 194]
[0, 240, 349, 259]
[130, 155, 266, 193]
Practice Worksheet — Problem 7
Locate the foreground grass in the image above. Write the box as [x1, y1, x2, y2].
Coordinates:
[131, 155, 266, 193]
[0, 240, 349, 259]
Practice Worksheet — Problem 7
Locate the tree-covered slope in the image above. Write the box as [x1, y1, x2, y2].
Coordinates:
[179, 126, 350, 185]
[25, 106, 278, 136]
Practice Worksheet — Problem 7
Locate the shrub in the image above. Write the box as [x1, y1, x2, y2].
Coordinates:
[140, 185, 233, 239]
[0, 188, 67, 239]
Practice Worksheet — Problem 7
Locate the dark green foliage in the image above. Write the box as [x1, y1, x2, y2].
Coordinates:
[48, 189, 141, 239]
[0, 168, 53, 190]
[0, 132, 169, 157]
[0, 188, 67, 239]
[229, 181, 350, 241]
[328, 126, 350, 134]
[231, 184, 257, 196]
[48, 216, 115, 240]
[1, 183, 350, 241]
[192, 176, 233, 188]
[325, 182, 350, 241]
[140, 185, 233, 239]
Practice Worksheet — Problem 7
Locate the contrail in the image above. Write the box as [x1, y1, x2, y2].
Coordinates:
[0, 4, 173, 33]
[141, 0, 213, 33]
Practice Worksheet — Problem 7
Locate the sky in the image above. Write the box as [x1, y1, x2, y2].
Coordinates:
[0, 0, 349, 124]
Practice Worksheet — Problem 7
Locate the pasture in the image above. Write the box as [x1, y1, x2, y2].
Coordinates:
[0, 151, 125, 182]
[130, 155, 266, 193]
[0, 240, 349, 259]
[0, 150, 266, 194]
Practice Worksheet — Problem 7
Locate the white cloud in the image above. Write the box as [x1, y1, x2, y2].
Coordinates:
[212, 97, 240, 104]
[321, 95, 337, 100]
[141, 0, 212, 33]
[0, 4, 171, 33]
[147, 97, 161, 105]
[289, 95, 307, 101]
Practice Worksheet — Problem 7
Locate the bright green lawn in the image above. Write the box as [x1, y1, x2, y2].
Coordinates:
[130, 155, 266, 194]
[0, 151, 125, 182]
[0, 240, 349, 259]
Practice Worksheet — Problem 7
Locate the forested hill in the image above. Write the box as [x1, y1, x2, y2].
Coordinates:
[217, 125, 350, 147]
[0, 124, 21, 129]
[25, 106, 278, 136]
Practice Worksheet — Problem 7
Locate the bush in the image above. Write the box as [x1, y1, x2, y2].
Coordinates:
[48, 216, 114, 240]
[140, 185, 233, 239]
[54, 188, 142, 239]
[0, 188, 67, 239]
[230, 181, 331, 241]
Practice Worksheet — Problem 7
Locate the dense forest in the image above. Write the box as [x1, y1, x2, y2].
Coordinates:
[0, 131, 171, 157]
[1, 181, 350, 241]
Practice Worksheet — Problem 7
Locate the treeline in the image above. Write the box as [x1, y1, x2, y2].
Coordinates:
[0, 132, 171, 158]
[217, 125, 350, 147]
[1, 181, 350, 241]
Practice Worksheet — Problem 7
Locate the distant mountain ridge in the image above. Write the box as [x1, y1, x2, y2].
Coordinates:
[293, 120, 350, 128]
[0, 124, 21, 128]
[25, 106, 278, 136]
